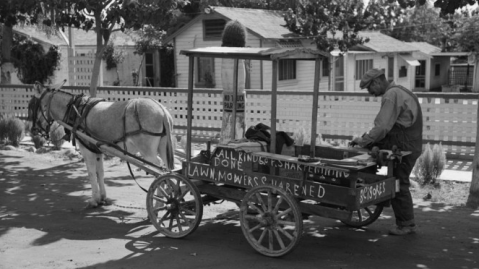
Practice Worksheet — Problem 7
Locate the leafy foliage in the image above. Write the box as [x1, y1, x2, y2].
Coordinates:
[2, 116, 25, 147]
[32, 135, 47, 149]
[101, 41, 126, 70]
[129, 24, 166, 56]
[413, 143, 446, 186]
[221, 20, 247, 47]
[453, 15, 479, 54]
[10, 36, 61, 84]
[283, 0, 376, 53]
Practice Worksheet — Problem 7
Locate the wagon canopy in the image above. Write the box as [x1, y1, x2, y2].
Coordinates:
[180, 46, 330, 60]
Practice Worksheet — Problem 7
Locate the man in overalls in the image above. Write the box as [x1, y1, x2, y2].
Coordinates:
[352, 69, 423, 235]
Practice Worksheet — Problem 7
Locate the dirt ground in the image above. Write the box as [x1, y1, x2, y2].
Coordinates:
[1, 147, 479, 269]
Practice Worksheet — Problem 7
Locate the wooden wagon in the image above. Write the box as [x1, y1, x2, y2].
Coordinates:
[63, 46, 404, 257]
[139, 47, 406, 257]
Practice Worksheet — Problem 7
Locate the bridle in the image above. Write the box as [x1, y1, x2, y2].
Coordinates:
[30, 88, 57, 139]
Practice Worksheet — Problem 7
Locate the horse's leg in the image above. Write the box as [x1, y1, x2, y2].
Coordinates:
[78, 143, 102, 207]
[96, 154, 110, 205]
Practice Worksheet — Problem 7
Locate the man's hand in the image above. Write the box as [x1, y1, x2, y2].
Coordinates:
[349, 135, 362, 147]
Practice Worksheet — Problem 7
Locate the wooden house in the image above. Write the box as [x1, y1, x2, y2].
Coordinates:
[164, 6, 429, 92]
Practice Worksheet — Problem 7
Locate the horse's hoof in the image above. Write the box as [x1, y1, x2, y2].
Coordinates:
[100, 198, 113, 206]
[86, 199, 100, 208]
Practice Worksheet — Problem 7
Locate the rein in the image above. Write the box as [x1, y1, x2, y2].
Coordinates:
[31, 89, 57, 139]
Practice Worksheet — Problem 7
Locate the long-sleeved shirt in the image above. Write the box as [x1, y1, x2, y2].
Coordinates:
[358, 82, 420, 148]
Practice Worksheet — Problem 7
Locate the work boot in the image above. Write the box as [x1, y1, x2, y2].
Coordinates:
[389, 225, 417, 235]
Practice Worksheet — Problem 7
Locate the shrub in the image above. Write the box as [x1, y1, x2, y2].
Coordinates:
[24, 120, 33, 136]
[0, 115, 7, 144]
[49, 122, 65, 150]
[413, 143, 447, 186]
[32, 135, 46, 149]
[6, 117, 25, 147]
[221, 20, 247, 47]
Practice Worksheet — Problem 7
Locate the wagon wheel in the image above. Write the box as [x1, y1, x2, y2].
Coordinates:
[239, 185, 303, 257]
[146, 173, 203, 238]
[341, 204, 384, 228]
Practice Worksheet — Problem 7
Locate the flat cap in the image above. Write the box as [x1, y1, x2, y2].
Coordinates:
[359, 69, 384, 89]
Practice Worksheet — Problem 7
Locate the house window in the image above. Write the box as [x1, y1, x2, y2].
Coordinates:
[278, 59, 296, 81]
[197, 57, 215, 87]
[399, 66, 407, 77]
[204, 19, 226, 40]
[387, 57, 394, 82]
[145, 52, 155, 87]
[435, 63, 441, 76]
[355, 59, 373, 80]
[322, 58, 329, 77]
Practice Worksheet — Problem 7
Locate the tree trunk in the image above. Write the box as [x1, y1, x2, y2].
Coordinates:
[467, 61, 479, 208]
[219, 58, 246, 144]
[1, 25, 13, 85]
[473, 59, 479, 92]
[89, 11, 109, 97]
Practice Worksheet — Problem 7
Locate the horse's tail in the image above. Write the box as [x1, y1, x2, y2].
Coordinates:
[160, 106, 175, 171]
[165, 113, 175, 170]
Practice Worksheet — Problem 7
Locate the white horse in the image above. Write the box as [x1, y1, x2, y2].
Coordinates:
[29, 82, 175, 207]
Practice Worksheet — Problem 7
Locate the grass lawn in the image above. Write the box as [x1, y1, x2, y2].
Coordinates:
[411, 179, 470, 206]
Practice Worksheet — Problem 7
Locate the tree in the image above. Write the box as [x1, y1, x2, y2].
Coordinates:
[40, 0, 188, 96]
[451, 15, 479, 208]
[0, 0, 42, 84]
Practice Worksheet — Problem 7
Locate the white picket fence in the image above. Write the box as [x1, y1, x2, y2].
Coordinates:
[1, 84, 477, 160]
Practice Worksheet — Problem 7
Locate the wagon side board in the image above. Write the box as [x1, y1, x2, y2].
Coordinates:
[185, 161, 397, 211]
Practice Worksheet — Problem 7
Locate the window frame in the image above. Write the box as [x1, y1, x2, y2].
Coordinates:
[278, 59, 296, 81]
[435, 63, 441, 76]
[196, 57, 215, 87]
[355, 59, 373, 80]
[203, 19, 226, 41]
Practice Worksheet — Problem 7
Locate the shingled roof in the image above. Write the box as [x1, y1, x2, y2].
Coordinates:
[353, 31, 418, 53]
[212, 6, 294, 39]
[407, 42, 442, 54]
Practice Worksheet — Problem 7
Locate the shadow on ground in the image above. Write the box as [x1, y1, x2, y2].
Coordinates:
[1, 150, 479, 269]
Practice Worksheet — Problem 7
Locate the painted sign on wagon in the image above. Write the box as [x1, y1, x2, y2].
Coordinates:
[187, 146, 363, 203]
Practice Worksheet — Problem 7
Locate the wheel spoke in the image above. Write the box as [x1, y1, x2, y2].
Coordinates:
[268, 230, 273, 251]
[178, 211, 194, 227]
[254, 193, 267, 212]
[176, 215, 183, 232]
[277, 225, 294, 240]
[152, 205, 167, 214]
[158, 185, 171, 198]
[267, 191, 273, 211]
[181, 207, 197, 216]
[152, 195, 167, 203]
[248, 202, 264, 214]
[158, 211, 171, 227]
[273, 196, 283, 213]
[168, 214, 174, 229]
[276, 208, 292, 218]
[276, 220, 296, 226]
[177, 188, 189, 200]
[248, 223, 263, 233]
[258, 229, 267, 245]
[244, 214, 261, 221]
[356, 210, 363, 222]
[274, 230, 285, 249]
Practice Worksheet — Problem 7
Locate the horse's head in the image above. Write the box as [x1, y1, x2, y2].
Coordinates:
[28, 81, 54, 138]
